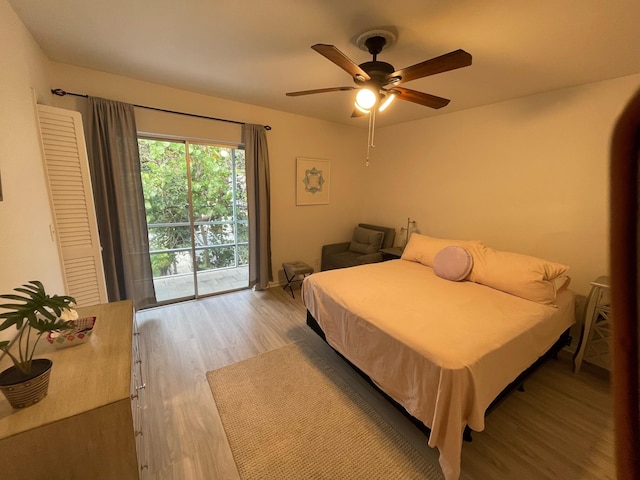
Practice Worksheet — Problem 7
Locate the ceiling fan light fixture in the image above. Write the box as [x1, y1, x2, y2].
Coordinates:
[355, 88, 377, 110]
[378, 91, 396, 112]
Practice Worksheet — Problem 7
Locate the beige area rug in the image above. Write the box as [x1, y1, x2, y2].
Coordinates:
[207, 341, 443, 480]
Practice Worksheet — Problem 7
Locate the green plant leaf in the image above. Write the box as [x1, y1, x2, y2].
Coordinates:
[29, 280, 45, 290]
[0, 281, 75, 375]
[0, 310, 22, 319]
[14, 287, 37, 296]
[0, 294, 32, 302]
[35, 305, 56, 321]
[0, 317, 18, 330]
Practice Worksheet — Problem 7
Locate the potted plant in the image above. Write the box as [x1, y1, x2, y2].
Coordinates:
[0, 280, 76, 408]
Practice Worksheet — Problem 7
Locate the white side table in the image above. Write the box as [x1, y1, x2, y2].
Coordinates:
[573, 275, 611, 373]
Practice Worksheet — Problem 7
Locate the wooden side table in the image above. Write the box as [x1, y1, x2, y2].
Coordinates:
[573, 276, 611, 373]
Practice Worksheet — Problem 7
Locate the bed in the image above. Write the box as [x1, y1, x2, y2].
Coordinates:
[302, 234, 575, 480]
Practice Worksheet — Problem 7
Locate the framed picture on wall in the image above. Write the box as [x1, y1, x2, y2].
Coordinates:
[296, 157, 330, 205]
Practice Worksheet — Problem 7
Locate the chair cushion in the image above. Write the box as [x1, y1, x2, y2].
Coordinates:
[324, 251, 365, 270]
[282, 261, 314, 276]
[358, 223, 396, 249]
[349, 227, 384, 255]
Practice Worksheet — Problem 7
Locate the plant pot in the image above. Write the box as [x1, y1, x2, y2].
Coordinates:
[0, 358, 53, 409]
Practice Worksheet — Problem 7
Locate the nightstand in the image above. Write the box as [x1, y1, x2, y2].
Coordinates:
[380, 246, 404, 261]
[573, 275, 611, 373]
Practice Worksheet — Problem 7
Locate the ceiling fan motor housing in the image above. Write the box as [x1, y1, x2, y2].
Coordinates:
[357, 60, 395, 86]
[355, 35, 398, 88]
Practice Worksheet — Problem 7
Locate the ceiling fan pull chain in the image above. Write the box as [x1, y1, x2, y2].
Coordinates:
[366, 111, 372, 166]
[370, 108, 376, 146]
[366, 110, 376, 167]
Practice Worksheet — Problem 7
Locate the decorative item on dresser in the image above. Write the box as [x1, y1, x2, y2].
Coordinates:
[573, 276, 612, 373]
[0, 281, 77, 408]
[0, 300, 148, 479]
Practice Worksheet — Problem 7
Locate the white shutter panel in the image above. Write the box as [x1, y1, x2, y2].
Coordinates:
[37, 104, 108, 307]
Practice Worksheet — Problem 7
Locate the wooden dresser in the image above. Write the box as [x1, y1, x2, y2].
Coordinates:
[0, 300, 145, 479]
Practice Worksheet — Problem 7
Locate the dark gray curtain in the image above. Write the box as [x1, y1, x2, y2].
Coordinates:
[242, 124, 272, 290]
[86, 97, 156, 309]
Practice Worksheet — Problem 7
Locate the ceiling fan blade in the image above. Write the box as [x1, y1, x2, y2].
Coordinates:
[386, 49, 472, 85]
[311, 44, 371, 81]
[390, 87, 451, 109]
[351, 108, 366, 118]
[286, 86, 355, 96]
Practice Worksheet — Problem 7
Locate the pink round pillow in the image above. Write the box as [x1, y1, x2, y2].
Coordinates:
[433, 246, 473, 281]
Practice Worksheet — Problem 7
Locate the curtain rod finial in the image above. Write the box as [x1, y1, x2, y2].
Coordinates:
[51, 88, 67, 96]
[264, 125, 272, 130]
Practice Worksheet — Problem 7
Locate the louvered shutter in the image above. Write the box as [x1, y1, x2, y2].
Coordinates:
[37, 104, 108, 307]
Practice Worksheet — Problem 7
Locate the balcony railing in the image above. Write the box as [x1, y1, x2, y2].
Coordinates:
[148, 219, 248, 277]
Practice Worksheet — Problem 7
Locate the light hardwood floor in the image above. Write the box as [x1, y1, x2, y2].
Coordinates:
[136, 286, 614, 480]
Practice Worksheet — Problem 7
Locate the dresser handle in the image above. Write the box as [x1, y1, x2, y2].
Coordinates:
[130, 384, 146, 400]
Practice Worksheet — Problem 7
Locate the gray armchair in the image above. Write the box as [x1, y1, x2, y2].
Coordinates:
[321, 223, 396, 271]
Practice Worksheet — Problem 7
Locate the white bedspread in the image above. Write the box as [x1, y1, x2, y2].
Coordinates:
[302, 259, 575, 480]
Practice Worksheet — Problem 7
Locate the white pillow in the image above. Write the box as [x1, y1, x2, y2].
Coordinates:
[468, 246, 570, 305]
[401, 233, 484, 267]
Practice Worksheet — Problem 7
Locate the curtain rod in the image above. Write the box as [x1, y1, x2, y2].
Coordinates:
[51, 88, 271, 130]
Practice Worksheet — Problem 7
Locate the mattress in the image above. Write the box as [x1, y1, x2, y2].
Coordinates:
[302, 259, 575, 480]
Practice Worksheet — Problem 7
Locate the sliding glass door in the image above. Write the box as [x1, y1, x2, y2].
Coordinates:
[138, 137, 248, 303]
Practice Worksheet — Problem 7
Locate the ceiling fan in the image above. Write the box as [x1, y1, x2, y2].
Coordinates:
[286, 30, 472, 116]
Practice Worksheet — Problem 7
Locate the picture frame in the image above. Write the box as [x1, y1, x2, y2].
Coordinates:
[296, 157, 330, 205]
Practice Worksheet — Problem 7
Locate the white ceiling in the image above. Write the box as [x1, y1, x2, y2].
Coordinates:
[9, 0, 640, 128]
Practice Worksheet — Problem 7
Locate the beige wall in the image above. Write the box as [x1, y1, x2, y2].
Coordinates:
[4, 0, 639, 304]
[0, 0, 63, 301]
[48, 63, 369, 283]
[366, 74, 640, 296]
